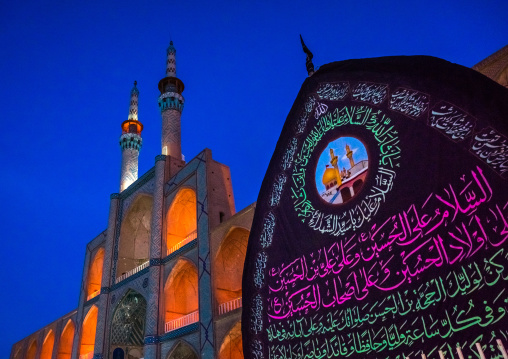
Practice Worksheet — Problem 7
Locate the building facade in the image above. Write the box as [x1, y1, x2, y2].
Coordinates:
[9, 42, 508, 359]
[10, 41, 253, 359]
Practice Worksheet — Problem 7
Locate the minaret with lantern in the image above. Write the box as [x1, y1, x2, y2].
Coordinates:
[119, 81, 143, 192]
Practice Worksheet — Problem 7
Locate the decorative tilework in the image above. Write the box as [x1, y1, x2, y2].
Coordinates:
[85, 295, 100, 306]
[155, 154, 166, 162]
[162, 239, 197, 264]
[119, 166, 155, 200]
[144, 335, 160, 344]
[110, 267, 149, 291]
[149, 258, 162, 266]
[159, 323, 199, 342]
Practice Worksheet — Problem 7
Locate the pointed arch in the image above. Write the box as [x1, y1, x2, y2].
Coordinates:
[40, 330, 55, 359]
[116, 195, 153, 279]
[218, 321, 243, 359]
[166, 341, 198, 359]
[214, 227, 249, 313]
[164, 259, 199, 331]
[26, 340, 37, 359]
[166, 188, 197, 254]
[109, 290, 146, 358]
[80, 306, 98, 357]
[87, 248, 104, 300]
[57, 320, 75, 359]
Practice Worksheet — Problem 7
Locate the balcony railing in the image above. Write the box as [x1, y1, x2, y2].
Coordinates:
[86, 290, 100, 301]
[116, 260, 149, 283]
[218, 297, 242, 315]
[167, 230, 198, 255]
[79, 352, 93, 359]
[164, 310, 199, 333]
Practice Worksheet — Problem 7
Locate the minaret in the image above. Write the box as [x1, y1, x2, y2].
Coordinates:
[329, 148, 342, 186]
[119, 81, 143, 192]
[345, 144, 355, 168]
[158, 40, 185, 158]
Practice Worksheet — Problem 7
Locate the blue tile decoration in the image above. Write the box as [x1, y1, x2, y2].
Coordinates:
[162, 239, 197, 264]
[159, 323, 199, 342]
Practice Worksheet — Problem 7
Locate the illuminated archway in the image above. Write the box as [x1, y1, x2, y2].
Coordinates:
[57, 320, 75, 359]
[27, 340, 37, 359]
[166, 188, 197, 254]
[218, 322, 243, 359]
[109, 290, 147, 359]
[164, 259, 199, 331]
[41, 330, 55, 359]
[214, 227, 248, 314]
[166, 341, 198, 359]
[80, 306, 98, 357]
[87, 248, 104, 300]
[116, 196, 153, 279]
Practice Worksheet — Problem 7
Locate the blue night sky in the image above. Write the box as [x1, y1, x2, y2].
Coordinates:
[0, 0, 507, 356]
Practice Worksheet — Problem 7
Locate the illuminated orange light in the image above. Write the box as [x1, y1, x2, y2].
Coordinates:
[214, 228, 249, 309]
[87, 248, 104, 299]
[219, 322, 243, 359]
[27, 340, 37, 359]
[167, 189, 197, 254]
[164, 259, 199, 326]
[57, 320, 75, 359]
[79, 306, 98, 357]
[41, 331, 55, 359]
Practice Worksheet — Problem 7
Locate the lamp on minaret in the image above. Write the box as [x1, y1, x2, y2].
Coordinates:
[119, 81, 143, 192]
[158, 40, 185, 158]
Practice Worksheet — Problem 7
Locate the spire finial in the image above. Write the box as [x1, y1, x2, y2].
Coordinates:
[300, 34, 315, 76]
[131, 80, 139, 95]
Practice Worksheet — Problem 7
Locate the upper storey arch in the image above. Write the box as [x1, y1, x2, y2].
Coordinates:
[86, 248, 104, 300]
[40, 330, 55, 359]
[214, 227, 249, 314]
[166, 188, 197, 255]
[116, 195, 153, 280]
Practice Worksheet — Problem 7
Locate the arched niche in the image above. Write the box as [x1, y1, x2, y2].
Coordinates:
[87, 248, 104, 299]
[40, 330, 55, 359]
[214, 227, 249, 311]
[166, 341, 198, 359]
[57, 320, 75, 359]
[218, 321, 243, 359]
[166, 188, 197, 254]
[164, 259, 199, 330]
[26, 340, 37, 359]
[116, 195, 153, 279]
[109, 290, 147, 358]
[80, 306, 98, 357]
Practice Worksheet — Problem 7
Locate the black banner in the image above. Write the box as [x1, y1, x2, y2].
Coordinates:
[242, 56, 508, 359]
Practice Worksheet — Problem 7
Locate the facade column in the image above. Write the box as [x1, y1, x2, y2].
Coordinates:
[143, 155, 166, 359]
[92, 193, 120, 359]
